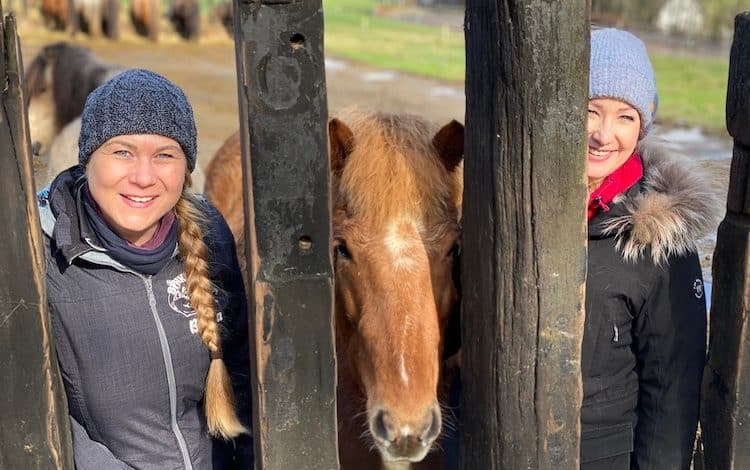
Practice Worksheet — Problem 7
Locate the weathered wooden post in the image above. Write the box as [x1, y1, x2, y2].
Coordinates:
[461, 1, 589, 468]
[0, 7, 73, 470]
[232, 1, 338, 468]
[702, 11, 750, 469]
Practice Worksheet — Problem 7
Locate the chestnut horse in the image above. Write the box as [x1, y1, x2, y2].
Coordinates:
[130, 0, 159, 41]
[204, 112, 464, 469]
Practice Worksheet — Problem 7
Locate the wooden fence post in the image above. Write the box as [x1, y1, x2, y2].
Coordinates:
[702, 11, 750, 469]
[0, 7, 73, 470]
[232, 1, 338, 468]
[461, 2, 589, 468]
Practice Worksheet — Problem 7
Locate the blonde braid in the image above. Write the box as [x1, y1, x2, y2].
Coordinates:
[175, 192, 248, 439]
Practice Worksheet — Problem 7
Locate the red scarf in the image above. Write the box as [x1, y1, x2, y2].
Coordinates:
[588, 152, 643, 220]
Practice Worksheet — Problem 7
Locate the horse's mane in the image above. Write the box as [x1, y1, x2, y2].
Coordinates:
[335, 110, 461, 227]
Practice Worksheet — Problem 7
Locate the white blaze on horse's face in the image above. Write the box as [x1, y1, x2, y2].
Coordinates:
[384, 218, 425, 272]
[335, 214, 455, 463]
[383, 218, 428, 387]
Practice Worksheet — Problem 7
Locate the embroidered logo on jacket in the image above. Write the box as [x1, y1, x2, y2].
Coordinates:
[693, 278, 704, 300]
[167, 273, 223, 334]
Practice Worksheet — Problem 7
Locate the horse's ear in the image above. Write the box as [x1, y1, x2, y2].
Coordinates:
[433, 120, 464, 172]
[329, 118, 354, 176]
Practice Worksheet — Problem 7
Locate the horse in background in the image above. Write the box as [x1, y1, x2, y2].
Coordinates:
[204, 130, 243, 244]
[39, 0, 118, 38]
[204, 112, 464, 469]
[25, 42, 120, 157]
[70, 0, 119, 39]
[168, 0, 200, 40]
[40, 0, 70, 31]
[130, 0, 159, 41]
[212, 0, 232, 38]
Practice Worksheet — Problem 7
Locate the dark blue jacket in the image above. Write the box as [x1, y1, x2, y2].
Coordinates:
[38, 167, 253, 469]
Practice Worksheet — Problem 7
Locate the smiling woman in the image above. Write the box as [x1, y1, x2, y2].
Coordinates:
[581, 29, 720, 470]
[36, 70, 254, 469]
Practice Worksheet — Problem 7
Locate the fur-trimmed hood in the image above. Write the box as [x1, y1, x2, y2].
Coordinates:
[593, 139, 721, 265]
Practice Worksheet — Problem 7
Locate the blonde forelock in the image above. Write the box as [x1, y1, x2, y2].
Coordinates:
[335, 110, 460, 226]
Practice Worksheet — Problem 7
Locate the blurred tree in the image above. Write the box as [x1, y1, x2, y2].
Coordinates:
[592, 0, 665, 27]
[593, 0, 750, 40]
[701, 0, 750, 41]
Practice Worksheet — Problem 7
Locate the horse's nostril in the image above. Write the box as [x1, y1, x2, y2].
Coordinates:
[372, 409, 391, 441]
[422, 406, 442, 443]
[31, 141, 42, 156]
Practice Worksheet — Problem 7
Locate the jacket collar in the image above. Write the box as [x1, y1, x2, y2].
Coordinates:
[41, 166, 103, 264]
[591, 138, 721, 265]
[588, 153, 643, 220]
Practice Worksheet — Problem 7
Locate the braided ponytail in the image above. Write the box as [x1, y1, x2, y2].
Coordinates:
[175, 191, 248, 439]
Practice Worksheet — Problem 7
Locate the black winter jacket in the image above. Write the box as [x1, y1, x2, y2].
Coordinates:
[581, 141, 719, 469]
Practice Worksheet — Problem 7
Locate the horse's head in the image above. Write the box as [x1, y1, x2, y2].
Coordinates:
[330, 112, 463, 463]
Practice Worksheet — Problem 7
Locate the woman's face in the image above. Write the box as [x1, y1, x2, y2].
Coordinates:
[86, 134, 187, 246]
[587, 98, 641, 188]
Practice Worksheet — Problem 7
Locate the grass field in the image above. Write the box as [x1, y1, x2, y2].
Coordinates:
[650, 53, 728, 134]
[323, 0, 465, 82]
[323, 0, 729, 134]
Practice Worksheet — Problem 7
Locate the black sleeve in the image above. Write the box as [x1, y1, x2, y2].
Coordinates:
[207, 204, 255, 469]
[632, 251, 707, 470]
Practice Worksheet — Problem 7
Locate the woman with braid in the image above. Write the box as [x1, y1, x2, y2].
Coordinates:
[37, 69, 253, 469]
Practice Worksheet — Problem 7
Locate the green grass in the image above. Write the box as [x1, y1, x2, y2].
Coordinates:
[650, 53, 728, 134]
[323, 0, 465, 82]
[323, 0, 729, 134]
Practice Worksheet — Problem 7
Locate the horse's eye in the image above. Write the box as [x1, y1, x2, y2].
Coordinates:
[447, 242, 461, 260]
[335, 240, 352, 261]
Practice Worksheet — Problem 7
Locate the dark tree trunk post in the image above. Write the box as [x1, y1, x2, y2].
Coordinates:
[461, 2, 589, 468]
[0, 7, 73, 470]
[702, 11, 750, 469]
[232, 1, 338, 469]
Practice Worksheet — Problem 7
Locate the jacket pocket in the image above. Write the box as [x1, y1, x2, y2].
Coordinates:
[581, 423, 634, 463]
[585, 302, 634, 380]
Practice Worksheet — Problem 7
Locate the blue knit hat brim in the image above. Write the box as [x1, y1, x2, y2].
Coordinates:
[589, 28, 658, 134]
[589, 63, 657, 131]
[78, 69, 197, 171]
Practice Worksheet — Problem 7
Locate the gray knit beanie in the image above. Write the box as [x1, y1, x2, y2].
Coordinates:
[590, 28, 658, 134]
[78, 69, 197, 171]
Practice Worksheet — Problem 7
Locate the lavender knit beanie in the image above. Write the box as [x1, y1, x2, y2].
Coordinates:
[590, 28, 658, 134]
[78, 69, 197, 171]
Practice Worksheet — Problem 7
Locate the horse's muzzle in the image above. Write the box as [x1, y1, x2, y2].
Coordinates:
[370, 404, 441, 462]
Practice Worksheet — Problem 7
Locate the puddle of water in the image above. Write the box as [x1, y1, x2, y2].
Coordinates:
[361, 71, 397, 82]
[650, 125, 732, 162]
[429, 86, 463, 98]
[656, 126, 706, 143]
[324, 58, 347, 71]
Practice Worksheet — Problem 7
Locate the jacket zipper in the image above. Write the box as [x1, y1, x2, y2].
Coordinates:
[594, 196, 610, 213]
[144, 276, 194, 470]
